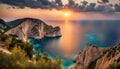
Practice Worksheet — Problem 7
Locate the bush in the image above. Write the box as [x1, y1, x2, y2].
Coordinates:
[0, 47, 62, 69]
[0, 33, 62, 69]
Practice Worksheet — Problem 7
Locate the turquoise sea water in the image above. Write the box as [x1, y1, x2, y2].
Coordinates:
[29, 20, 120, 68]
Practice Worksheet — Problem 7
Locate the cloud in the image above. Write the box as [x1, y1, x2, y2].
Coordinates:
[0, 0, 52, 9]
[85, 3, 96, 11]
[97, 0, 109, 4]
[68, 0, 75, 6]
[55, 0, 63, 6]
[0, 0, 120, 12]
[101, 0, 109, 3]
[114, 4, 120, 11]
[81, 1, 88, 6]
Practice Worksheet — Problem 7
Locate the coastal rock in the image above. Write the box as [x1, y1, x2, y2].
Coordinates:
[95, 44, 120, 69]
[72, 43, 120, 69]
[71, 44, 107, 69]
[4, 18, 61, 41]
[0, 19, 10, 32]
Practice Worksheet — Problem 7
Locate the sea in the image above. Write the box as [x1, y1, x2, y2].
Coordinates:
[29, 20, 120, 68]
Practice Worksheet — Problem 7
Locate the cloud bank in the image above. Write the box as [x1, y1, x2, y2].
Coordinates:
[0, 0, 120, 12]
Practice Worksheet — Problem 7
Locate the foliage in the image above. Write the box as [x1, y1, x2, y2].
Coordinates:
[0, 33, 33, 59]
[0, 47, 62, 69]
[0, 47, 27, 69]
[0, 32, 62, 69]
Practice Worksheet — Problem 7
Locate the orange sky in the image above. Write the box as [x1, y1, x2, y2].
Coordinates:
[0, 3, 120, 21]
[0, 4, 78, 20]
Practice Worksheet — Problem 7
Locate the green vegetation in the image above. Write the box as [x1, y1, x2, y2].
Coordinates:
[0, 31, 62, 69]
[0, 31, 33, 59]
[0, 46, 62, 69]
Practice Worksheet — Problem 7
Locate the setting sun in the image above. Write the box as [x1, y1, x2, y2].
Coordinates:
[64, 11, 71, 17]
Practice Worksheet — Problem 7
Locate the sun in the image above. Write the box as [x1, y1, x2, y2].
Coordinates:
[64, 12, 70, 17]
[64, 12, 71, 17]
[61, 10, 73, 18]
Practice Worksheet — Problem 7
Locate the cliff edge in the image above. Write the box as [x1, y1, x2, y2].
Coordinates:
[0, 18, 61, 41]
[72, 43, 120, 69]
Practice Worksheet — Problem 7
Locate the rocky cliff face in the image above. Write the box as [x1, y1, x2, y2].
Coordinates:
[72, 44, 120, 69]
[0, 19, 10, 32]
[95, 44, 120, 69]
[2, 18, 61, 41]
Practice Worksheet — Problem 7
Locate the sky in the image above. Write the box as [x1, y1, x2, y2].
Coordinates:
[0, 0, 120, 21]
[61, 0, 119, 4]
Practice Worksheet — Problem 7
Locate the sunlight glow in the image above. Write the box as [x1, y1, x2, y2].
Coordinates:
[64, 12, 70, 17]
[63, 11, 72, 17]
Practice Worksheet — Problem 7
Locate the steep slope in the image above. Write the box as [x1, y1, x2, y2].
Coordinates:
[95, 44, 120, 69]
[4, 18, 61, 41]
[72, 43, 120, 69]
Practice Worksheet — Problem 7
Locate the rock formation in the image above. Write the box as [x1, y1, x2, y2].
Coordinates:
[0, 19, 10, 32]
[0, 18, 61, 42]
[72, 43, 120, 69]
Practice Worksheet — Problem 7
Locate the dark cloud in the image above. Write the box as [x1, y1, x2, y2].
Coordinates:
[85, 3, 96, 11]
[81, 1, 88, 6]
[97, 0, 109, 4]
[114, 4, 120, 11]
[95, 5, 105, 11]
[0, 0, 52, 9]
[101, 0, 109, 3]
[55, 0, 63, 6]
[68, 0, 75, 6]
[0, 0, 120, 12]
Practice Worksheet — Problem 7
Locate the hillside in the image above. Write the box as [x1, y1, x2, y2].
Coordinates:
[72, 44, 120, 69]
[0, 18, 61, 41]
[0, 30, 62, 69]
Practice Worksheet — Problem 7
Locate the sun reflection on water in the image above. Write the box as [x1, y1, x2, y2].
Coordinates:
[59, 19, 75, 57]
